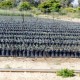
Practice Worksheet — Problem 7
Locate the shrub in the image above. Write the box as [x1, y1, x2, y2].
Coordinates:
[57, 69, 75, 78]
[77, 7, 80, 11]
[76, 7, 80, 13]
[59, 8, 67, 15]
[38, 0, 61, 13]
[0, 0, 13, 9]
[50, 3, 61, 12]
[65, 7, 76, 13]
[18, 1, 31, 11]
[38, 2, 51, 13]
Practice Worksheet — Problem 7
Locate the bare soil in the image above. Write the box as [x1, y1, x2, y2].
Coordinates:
[0, 57, 80, 80]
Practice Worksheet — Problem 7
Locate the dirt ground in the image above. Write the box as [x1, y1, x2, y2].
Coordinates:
[38, 15, 80, 22]
[0, 57, 80, 80]
[0, 72, 80, 80]
[0, 57, 80, 70]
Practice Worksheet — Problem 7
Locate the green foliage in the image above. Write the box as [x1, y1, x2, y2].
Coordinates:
[0, 0, 13, 9]
[38, 0, 61, 13]
[77, 7, 80, 11]
[0, 0, 79, 17]
[18, 1, 31, 11]
[50, 3, 61, 12]
[38, 2, 51, 13]
[57, 69, 75, 78]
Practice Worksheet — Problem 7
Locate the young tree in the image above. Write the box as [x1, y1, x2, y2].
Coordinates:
[18, 1, 31, 11]
[0, 0, 13, 9]
[18, 1, 31, 23]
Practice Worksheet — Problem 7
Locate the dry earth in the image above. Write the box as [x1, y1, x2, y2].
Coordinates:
[0, 57, 80, 80]
[38, 14, 80, 22]
[0, 72, 80, 80]
[0, 57, 80, 70]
